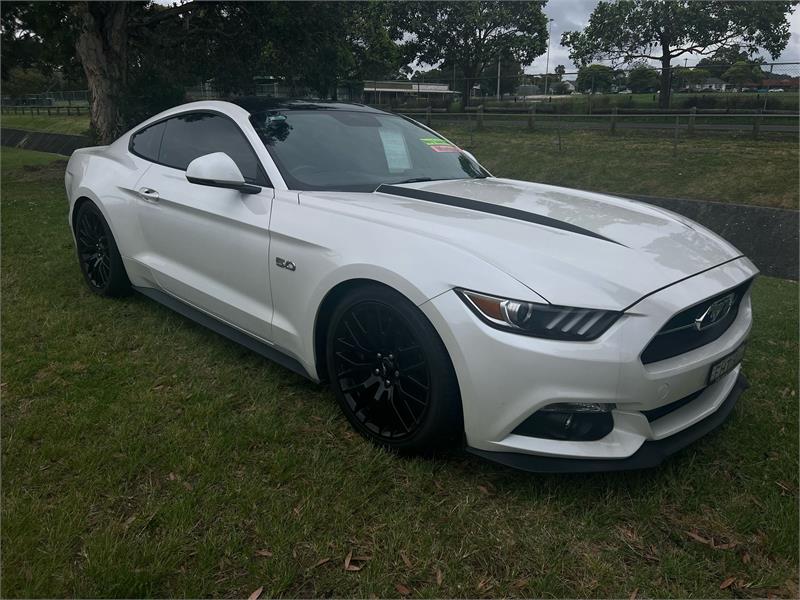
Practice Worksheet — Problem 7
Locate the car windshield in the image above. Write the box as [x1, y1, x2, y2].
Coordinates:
[250, 109, 488, 192]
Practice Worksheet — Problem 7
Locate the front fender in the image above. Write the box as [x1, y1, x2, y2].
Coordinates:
[267, 191, 538, 378]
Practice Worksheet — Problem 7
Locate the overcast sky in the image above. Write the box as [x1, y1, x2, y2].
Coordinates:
[525, 0, 800, 75]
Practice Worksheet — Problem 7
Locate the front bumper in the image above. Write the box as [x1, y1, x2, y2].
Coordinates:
[419, 256, 757, 471]
[467, 373, 748, 472]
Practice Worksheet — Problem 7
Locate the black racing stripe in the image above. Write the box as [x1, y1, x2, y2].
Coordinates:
[375, 184, 624, 246]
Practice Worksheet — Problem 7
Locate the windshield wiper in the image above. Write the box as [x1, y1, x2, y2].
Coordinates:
[391, 177, 435, 184]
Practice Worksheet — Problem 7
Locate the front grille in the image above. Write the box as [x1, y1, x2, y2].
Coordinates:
[641, 278, 753, 364]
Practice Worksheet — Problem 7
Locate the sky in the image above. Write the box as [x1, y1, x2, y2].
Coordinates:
[525, 0, 800, 76]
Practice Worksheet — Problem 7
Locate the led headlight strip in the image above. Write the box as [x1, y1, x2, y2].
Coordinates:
[457, 289, 621, 341]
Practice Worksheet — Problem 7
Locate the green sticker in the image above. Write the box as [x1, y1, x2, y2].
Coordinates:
[419, 137, 450, 146]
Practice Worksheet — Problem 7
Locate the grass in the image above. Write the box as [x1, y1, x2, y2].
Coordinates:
[1, 146, 798, 598]
[1, 113, 90, 136]
[437, 125, 799, 209]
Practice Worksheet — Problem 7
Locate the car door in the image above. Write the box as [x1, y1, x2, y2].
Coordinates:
[132, 112, 274, 341]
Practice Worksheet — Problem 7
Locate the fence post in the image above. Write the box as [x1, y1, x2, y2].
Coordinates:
[527, 104, 536, 131]
[426, 105, 431, 126]
[688, 106, 696, 136]
[477, 104, 484, 130]
[610, 107, 617, 136]
[753, 109, 761, 139]
[673, 115, 679, 157]
[556, 114, 562, 151]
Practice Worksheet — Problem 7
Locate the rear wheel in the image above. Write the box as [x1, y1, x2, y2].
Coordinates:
[74, 201, 131, 297]
[326, 284, 462, 454]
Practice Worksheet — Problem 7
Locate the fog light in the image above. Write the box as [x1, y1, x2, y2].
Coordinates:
[512, 403, 615, 441]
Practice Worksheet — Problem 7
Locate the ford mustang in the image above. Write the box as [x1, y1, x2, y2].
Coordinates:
[64, 99, 757, 472]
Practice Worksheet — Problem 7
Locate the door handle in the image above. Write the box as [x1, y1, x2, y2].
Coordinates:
[138, 187, 160, 202]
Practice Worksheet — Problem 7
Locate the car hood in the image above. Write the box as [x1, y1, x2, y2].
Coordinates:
[305, 178, 743, 310]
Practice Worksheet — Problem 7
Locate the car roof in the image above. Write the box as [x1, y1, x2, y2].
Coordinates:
[229, 97, 388, 115]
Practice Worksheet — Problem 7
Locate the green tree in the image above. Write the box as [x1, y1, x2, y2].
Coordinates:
[627, 64, 659, 92]
[696, 45, 759, 78]
[722, 61, 764, 90]
[575, 64, 615, 93]
[673, 66, 711, 89]
[396, 1, 548, 105]
[562, 0, 797, 108]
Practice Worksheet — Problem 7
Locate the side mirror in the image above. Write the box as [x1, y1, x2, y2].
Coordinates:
[186, 152, 261, 194]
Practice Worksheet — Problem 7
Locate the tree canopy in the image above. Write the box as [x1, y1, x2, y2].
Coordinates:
[561, 0, 797, 107]
[396, 1, 548, 104]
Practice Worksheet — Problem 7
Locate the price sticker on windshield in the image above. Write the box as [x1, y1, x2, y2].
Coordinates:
[380, 128, 412, 172]
[419, 137, 460, 153]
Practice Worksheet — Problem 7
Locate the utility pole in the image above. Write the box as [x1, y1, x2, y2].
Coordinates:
[496, 56, 501, 101]
[544, 18, 554, 95]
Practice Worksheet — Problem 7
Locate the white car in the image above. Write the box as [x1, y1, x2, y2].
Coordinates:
[65, 99, 757, 472]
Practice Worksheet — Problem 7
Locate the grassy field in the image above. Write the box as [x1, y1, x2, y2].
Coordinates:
[1, 113, 90, 136]
[2, 112, 798, 209]
[438, 125, 799, 209]
[1, 146, 798, 598]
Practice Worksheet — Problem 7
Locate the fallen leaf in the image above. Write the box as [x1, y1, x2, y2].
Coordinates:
[629, 588, 638, 600]
[720, 576, 736, 590]
[248, 586, 264, 600]
[395, 583, 411, 596]
[256, 549, 273, 557]
[122, 515, 136, 530]
[344, 550, 353, 571]
[182, 481, 192, 491]
[478, 485, 490, 495]
[741, 552, 751, 564]
[686, 530, 713, 546]
[400, 551, 413, 569]
[313, 558, 331, 568]
[168, 473, 177, 481]
[436, 569, 443, 586]
[512, 578, 528, 589]
[715, 541, 738, 550]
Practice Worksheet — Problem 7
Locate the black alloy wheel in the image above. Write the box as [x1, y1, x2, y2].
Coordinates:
[326, 284, 462, 453]
[74, 201, 131, 297]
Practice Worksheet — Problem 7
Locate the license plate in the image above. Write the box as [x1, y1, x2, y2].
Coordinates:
[707, 343, 746, 385]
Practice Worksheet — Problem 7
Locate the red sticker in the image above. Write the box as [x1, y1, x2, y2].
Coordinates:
[430, 144, 459, 152]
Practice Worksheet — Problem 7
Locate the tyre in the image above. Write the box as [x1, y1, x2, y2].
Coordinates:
[73, 201, 131, 297]
[326, 283, 462, 454]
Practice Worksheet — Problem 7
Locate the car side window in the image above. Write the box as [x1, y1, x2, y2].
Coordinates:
[130, 121, 166, 162]
[158, 112, 266, 185]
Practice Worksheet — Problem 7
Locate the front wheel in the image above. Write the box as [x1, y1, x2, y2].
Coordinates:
[74, 201, 131, 297]
[326, 284, 462, 454]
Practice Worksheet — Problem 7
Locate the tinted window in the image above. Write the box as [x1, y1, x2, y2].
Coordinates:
[250, 110, 487, 192]
[130, 121, 165, 161]
[159, 113, 263, 183]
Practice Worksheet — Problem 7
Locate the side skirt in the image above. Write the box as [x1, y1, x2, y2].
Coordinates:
[133, 286, 313, 380]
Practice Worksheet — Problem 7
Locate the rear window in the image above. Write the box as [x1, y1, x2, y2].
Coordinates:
[130, 121, 165, 162]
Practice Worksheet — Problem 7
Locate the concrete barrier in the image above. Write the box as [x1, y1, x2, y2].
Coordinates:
[1, 128, 89, 156]
[1, 127, 796, 280]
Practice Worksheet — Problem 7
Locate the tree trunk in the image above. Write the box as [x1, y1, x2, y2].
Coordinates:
[72, 2, 128, 144]
[658, 54, 672, 110]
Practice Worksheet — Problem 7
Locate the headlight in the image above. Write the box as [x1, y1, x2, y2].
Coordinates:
[456, 289, 621, 341]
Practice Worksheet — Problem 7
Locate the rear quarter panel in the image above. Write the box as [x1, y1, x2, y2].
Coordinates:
[65, 142, 153, 285]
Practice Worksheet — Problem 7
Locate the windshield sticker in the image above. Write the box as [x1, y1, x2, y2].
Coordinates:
[419, 137, 458, 152]
[379, 128, 412, 172]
